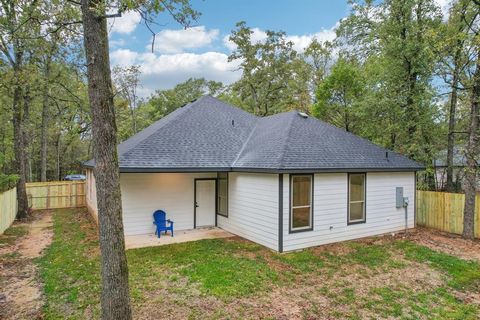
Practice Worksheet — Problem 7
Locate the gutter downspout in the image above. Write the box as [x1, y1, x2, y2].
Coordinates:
[278, 174, 283, 253]
[404, 196, 410, 233]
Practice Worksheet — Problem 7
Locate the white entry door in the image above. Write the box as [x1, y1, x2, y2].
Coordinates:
[195, 179, 216, 227]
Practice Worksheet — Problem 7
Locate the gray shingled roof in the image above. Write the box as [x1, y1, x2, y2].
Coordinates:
[433, 147, 469, 167]
[85, 95, 424, 172]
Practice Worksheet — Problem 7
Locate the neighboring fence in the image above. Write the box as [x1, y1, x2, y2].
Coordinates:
[0, 187, 17, 234]
[0, 181, 86, 234]
[26, 181, 86, 210]
[416, 190, 480, 238]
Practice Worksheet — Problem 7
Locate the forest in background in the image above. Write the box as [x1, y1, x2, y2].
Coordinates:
[1, 0, 479, 192]
[1, 1, 479, 316]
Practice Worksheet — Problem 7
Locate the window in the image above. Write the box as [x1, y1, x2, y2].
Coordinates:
[88, 171, 92, 199]
[290, 175, 313, 232]
[348, 173, 366, 224]
[217, 173, 228, 217]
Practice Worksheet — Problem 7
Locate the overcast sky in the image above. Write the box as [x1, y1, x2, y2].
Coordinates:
[107, 0, 451, 98]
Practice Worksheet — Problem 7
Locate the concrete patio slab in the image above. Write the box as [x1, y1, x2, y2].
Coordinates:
[125, 227, 234, 249]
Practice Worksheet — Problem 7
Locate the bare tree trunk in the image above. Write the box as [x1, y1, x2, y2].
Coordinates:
[2, 3, 32, 215]
[40, 57, 52, 182]
[446, 5, 467, 192]
[12, 76, 29, 219]
[11, 40, 29, 218]
[80, 1, 132, 319]
[130, 101, 137, 134]
[0, 127, 5, 172]
[463, 52, 480, 240]
[22, 86, 32, 183]
[446, 63, 459, 192]
[56, 135, 60, 181]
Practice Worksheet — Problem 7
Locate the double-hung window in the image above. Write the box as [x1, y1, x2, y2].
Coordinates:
[348, 173, 366, 224]
[217, 173, 228, 217]
[290, 175, 313, 232]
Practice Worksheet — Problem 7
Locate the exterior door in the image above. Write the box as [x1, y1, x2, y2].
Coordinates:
[195, 179, 216, 227]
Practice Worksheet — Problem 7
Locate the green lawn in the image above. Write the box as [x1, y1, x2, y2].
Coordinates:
[38, 208, 480, 319]
[0, 224, 28, 246]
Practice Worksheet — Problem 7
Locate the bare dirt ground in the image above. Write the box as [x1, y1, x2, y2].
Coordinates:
[0, 210, 53, 320]
[1, 207, 479, 320]
[134, 228, 480, 320]
[404, 227, 480, 261]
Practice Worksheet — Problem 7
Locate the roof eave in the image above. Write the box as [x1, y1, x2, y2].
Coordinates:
[119, 167, 231, 173]
[231, 167, 425, 173]
[93, 166, 427, 174]
[82, 161, 93, 168]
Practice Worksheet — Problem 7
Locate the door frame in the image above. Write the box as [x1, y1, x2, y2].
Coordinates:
[194, 178, 217, 228]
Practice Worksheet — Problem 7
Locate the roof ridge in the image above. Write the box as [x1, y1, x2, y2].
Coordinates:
[205, 95, 258, 118]
[276, 112, 298, 170]
[230, 117, 261, 167]
[118, 99, 197, 157]
[261, 109, 297, 118]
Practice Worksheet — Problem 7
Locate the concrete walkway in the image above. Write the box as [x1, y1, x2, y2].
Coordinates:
[125, 227, 233, 249]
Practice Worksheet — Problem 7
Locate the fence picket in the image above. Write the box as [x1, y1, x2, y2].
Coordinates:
[1, 181, 86, 234]
[26, 181, 86, 210]
[416, 190, 479, 238]
[0, 188, 17, 234]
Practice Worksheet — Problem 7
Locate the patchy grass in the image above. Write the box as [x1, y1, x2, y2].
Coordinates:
[37, 208, 480, 319]
[38, 208, 101, 319]
[0, 224, 28, 245]
[366, 286, 478, 319]
[397, 241, 480, 291]
[128, 239, 278, 300]
[344, 242, 391, 267]
[274, 249, 324, 272]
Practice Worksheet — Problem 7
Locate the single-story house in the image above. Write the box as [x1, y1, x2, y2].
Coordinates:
[84, 96, 424, 252]
[433, 146, 480, 191]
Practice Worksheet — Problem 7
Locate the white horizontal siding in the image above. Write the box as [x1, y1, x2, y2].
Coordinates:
[283, 172, 415, 251]
[217, 172, 279, 250]
[120, 172, 216, 236]
[114, 170, 414, 250]
[85, 169, 98, 221]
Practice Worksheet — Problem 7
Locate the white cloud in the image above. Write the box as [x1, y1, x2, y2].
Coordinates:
[223, 27, 268, 51]
[110, 38, 126, 48]
[250, 28, 268, 43]
[109, 24, 339, 97]
[287, 27, 337, 52]
[108, 11, 141, 35]
[153, 26, 220, 53]
[223, 24, 337, 53]
[110, 49, 241, 97]
[110, 49, 139, 66]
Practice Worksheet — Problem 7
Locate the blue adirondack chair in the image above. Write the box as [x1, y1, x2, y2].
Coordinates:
[153, 210, 174, 238]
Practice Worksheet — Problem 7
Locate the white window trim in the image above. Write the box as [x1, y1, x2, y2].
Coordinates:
[290, 174, 313, 232]
[217, 173, 228, 217]
[348, 173, 366, 224]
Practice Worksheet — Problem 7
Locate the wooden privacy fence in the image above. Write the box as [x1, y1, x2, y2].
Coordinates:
[0, 187, 17, 234]
[416, 190, 480, 238]
[26, 181, 86, 210]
